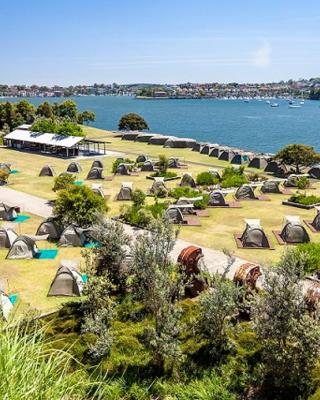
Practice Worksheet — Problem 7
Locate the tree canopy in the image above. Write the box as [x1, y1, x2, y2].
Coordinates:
[274, 144, 320, 173]
[118, 113, 149, 131]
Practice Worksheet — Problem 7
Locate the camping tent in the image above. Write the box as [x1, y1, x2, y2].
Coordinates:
[209, 146, 222, 158]
[148, 135, 173, 145]
[280, 216, 310, 244]
[91, 183, 105, 198]
[39, 165, 55, 177]
[0, 203, 18, 221]
[200, 144, 214, 155]
[67, 162, 82, 173]
[235, 185, 256, 200]
[141, 160, 154, 171]
[0, 163, 11, 173]
[284, 174, 303, 187]
[116, 163, 130, 175]
[0, 227, 18, 248]
[36, 217, 61, 240]
[163, 137, 197, 149]
[309, 165, 320, 179]
[121, 132, 140, 141]
[48, 260, 83, 297]
[150, 178, 168, 197]
[261, 180, 281, 193]
[6, 235, 43, 259]
[136, 154, 147, 163]
[219, 149, 237, 162]
[208, 168, 221, 180]
[248, 157, 270, 169]
[240, 219, 270, 248]
[168, 158, 181, 168]
[59, 225, 88, 247]
[135, 133, 154, 142]
[265, 161, 289, 177]
[176, 198, 197, 214]
[311, 210, 320, 231]
[86, 167, 104, 180]
[193, 142, 205, 152]
[117, 182, 133, 200]
[91, 160, 104, 169]
[165, 206, 184, 224]
[180, 173, 196, 188]
[208, 191, 227, 206]
[231, 153, 251, 165]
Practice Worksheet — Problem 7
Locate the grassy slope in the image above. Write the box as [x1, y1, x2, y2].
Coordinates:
[1, 125, 320, 313]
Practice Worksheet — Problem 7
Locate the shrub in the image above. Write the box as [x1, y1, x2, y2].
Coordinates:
[146, 201, 170, 218]
[288, 194, 320, 206]
[221, 174, 248, 188]
[132, 189, 146, 208]
[111, 158, 134, 173]
[52, 174, 75, 192]
[222, 165, 245, 179]
[196, 172, 218, 186]
[169, 186, 200, 200]
[54, 185, 107, 227]
[151, 171, 177, 179]
[120, 204, 153, 227]
[297, 176, 310, 190]
[158, 154, 169, 173]
[295, 243, 320, 274]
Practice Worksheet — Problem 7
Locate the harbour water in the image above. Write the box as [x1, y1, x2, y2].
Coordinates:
[6, 96, 320, 153]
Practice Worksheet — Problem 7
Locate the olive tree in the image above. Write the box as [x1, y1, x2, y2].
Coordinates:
[275, 144, 320, 174]
[253, 250, 320, 398]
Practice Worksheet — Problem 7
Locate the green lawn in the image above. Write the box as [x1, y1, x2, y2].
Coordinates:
[1, 126, 320, 313]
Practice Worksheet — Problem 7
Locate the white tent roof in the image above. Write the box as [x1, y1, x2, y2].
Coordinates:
[122, 182, 133, 189]
[245, 219, 261, 228]
[5, 130, 83, 148]
[284, 215, 301, 225]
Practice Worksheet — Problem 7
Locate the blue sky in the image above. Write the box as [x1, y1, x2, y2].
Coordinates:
[1, 0, 320, 85]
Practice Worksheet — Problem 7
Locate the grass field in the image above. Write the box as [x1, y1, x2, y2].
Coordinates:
[1, 126, 320, 313]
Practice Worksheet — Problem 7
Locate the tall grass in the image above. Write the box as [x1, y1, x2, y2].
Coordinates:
[0, 324, 106, 400]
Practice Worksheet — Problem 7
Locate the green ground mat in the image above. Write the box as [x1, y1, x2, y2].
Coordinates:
[12, 215, 30, 223]
[84, 241, 101, 249]
[10, 169, 20, 174]
[9, 294, 18, 305]
[34, 249, 58, 260]
[74, 180, 84, 185]
[82, 274, 88, 283]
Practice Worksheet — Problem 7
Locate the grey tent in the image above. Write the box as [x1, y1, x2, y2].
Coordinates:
[274, 164, 289, 178]
[117, 182, 133, 200]
[240, 219, 270, 248]
[135, 133, 154, 142]
[86, 167, 104, 180]
[0, 163, 11, 173]
[200, 144, 212, 155]
[261, 180, 281, 193]
[39, 165, 55, 177]
[309, 165, 320, 179]
[193, 142, 205, 152]
[121, 132, 140, 141]
[284, 174, 301, 187]
[48, 260, 83, 297]
[91, 183, 105, 198]
[0, 203, 18, 221]
[59, 225, 87, 247]
[280, 216, 310, 244]
[116, 163, 130, 175]
[231, 153, 251, 165]
[6, 235, 43, 259]
[91, 160, 104, 169]
[168, 158, 181, 168]
[164, 137, 197, 149]
[165, 206, 184, 224]
[176, 198, 197, 215]
[36, 217, 61, 240]
[310, 211, 320, 231]
[208, 191, 227, 206]
[180, 173, 196, 188]
[136, 154, 147, 163]
[141, 160, 154, 172]
[235, 185, 256, 200]
[0, 227, 18, 248]
[264, 160, 279, 173]
[219, 149, 237, 162]
[148, 135, 173, 145]
[208, 169, 221, 180]
[248, 157, 270, 169]
[209, 147, 222, 158]
[67, 162, 82, 173]
[149, 178, 168, 197]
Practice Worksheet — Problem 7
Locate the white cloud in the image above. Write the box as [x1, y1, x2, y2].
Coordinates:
[252, 40, 272, 68]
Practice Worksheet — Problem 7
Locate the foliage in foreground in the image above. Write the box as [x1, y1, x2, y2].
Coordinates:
[288, 193, 320, 205]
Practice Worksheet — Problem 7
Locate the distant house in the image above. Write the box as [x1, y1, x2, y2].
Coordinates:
[153, 91, 169, 98]
[4, 129, 109, 158]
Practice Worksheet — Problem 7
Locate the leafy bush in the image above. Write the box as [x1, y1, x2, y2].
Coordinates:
[151, 171, 177, 179]
[31, 118, 84, 137]
[297, 176, 310, 190]
[196, 172, 219, 186]
[146, 201, 170, 218]
[169, 186, 200, 200]
[54, 185, 107, 227]
[52, 174, 75, 192]
[158, 154, 169, 173]
[288, 194, 320, 206]
[132, 189, 146, 208]
[111, 158, 134, 173]
[120, 204, 153, 227]
[295, 243, 320, 274]
[221, 175, 248, 188]
[222, 165, 245, 179]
